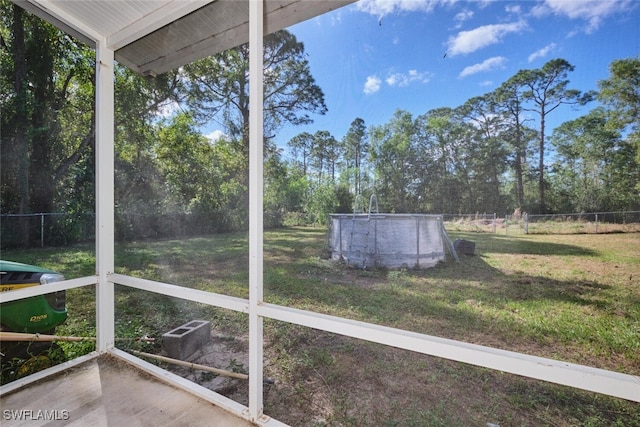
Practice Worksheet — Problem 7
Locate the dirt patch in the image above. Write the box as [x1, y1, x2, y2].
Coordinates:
[160, 332, 251, 406]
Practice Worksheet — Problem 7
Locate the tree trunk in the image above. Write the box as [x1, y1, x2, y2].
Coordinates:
[538, 116, 546, 213]
[514, 149, 525, 209]
[12, 5, 30, 246]
[29, 22, 55, 218]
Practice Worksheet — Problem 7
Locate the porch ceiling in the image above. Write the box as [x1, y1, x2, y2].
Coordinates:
[15, 0, 355, 76]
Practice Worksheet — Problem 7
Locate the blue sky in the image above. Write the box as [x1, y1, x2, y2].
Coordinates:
[252, 0, 639, 158]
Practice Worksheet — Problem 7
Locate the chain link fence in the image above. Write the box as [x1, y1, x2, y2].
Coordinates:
[442, 211, 640, 235]
[1, 211, 232, 249]
[516, 211, 640, 235]
[3, 210, 640, 248]
[0, 213, 95, 248]
[442, 213, 499, 233]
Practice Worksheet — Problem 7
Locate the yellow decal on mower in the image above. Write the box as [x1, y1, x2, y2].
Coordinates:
[30, 314, 48, 322]
[0, 283, 38, 292]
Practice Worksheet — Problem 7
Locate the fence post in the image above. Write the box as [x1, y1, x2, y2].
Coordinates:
[40, 213, 45, 248]
[595, 214, 598, 234]
[493, 213, 497, 233]
[524, 213, 529, 234]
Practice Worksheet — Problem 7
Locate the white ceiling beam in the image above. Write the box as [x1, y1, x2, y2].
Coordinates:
[19, 0, 102, 46]
[106, 0, 214, 50]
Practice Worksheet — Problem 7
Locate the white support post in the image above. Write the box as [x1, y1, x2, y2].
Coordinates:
[248, 0, 265, 422]
[95, 38, 115, 352]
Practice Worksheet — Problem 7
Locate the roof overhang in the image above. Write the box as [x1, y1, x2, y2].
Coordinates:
[14, 0, 355, 76]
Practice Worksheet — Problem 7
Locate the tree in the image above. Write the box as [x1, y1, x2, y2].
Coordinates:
[264, 157, 308, 228]
[309, 130, 340, 182]
[183, 30, 327, 158]
[369, 110, 416, 212]
[515, 58, 593, 212]
[598, 58, 640, 131]
[157, 113, 210, 208]
[457, 96, 510, 213]
[1, 4, 96, 245]
[180, 30, 326, 228]
[114, 66, 184, 217]
[414, 107, 473, 213]
[303, 179, 351, 226]
[342, 118, 369, 194]
[598, 58, 640, 177]
[550, 109, 621, 212]
[156, 112, 247, 232]
[2, 3, 28, 244]
[323, 131, 343, 183]
[287, 132, 314, 175]
[493, 78, 537, 211]
[1, 3, 195, 246]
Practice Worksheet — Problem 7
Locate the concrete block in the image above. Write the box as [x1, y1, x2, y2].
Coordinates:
[162, 320, 211, 360]
[454, 239, 476, 256]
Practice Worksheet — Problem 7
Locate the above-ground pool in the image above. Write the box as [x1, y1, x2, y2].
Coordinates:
[328, 213, 448, 269]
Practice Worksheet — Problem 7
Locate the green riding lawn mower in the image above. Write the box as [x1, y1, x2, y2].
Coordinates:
[0, 260, 68, 382]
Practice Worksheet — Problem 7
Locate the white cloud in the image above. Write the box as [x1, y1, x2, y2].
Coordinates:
[454, 9, 473, 28]
[156, 100, 180, 119]
[356, 0, 458, 18]
[528, 43, 557, 63]
[311, 9, 343, 26]
[363, 75, 382, 94]
[506, 4, 521, 14]
[447, 20, 527, 56]
[386, 74, 401, 86]
[459, 56, 507, 78]
[205, 129, 226, 142]
[386, 69, 431, 87]
[531, 0, 633, 33]
[330, 10, 343, 26]
[364, 69, 431, 94]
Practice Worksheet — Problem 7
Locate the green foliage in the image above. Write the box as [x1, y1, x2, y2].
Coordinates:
[598, 58, 640, 134]
[303, 180, 351, 225]
[549, 108, 639, 211]
[183, 30, 327, 153]
[598, 58, 640, 188]
[156, 114, 248, 233]
[1, 342, 67, 384]
[1, 5, 639, 248]
[1, 4, 96, 245]
[342, 118, 369, 194]
[227, 358, 247, 374]
[265, 157, 308, 228]
[511, 58, 594, 213]
[369, 110, 417, 212]
[286, 57, 639, 220]
[287, 132, 315, 175]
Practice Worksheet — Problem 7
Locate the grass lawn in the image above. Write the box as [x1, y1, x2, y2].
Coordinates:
[2, 228, 639, 426]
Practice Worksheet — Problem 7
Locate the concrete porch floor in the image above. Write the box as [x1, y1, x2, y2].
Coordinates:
[1, 354, 256, 426]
